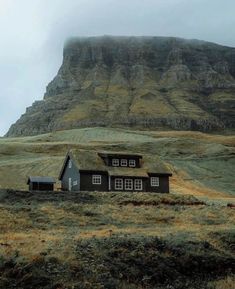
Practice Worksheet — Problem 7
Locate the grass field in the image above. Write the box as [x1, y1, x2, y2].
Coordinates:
[0, 127, 234, 288]
[0, 127, 234, 199]
[0, 190, 234, 288]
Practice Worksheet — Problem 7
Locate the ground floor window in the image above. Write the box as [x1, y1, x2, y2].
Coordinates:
[92, 175, 102, 185]
[125, 179, 133, 190]
[134, 179, 143, 191]
[151, 177, 159, 187]
[73, 180, 78, 186]
[115, 178, 123, 190]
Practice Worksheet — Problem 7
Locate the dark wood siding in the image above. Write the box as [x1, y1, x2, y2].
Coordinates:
[146, 174, 170, 193]
[29, 183, 54, 191]
[80, 171, 108, 192]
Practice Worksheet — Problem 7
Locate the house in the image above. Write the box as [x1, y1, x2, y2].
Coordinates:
[59, 149, 172, 193]
[27, 176, 56, 191]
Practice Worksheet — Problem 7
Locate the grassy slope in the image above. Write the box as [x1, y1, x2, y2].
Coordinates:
[0, 127, 234, 199]
[0, 128, 234, 288]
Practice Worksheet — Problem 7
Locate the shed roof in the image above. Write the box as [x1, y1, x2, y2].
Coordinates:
[59, 149, 172, 180]
[27, 176, 56, 184]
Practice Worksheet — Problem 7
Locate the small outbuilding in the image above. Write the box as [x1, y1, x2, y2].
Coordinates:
[27, 176, 56, 191]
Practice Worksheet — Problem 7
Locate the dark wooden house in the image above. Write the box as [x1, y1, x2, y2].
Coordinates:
[27, 176, 56, 191]
[59, 149, 172, 193]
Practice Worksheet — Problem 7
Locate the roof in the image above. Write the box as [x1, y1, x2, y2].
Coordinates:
[108, 167, 149, 177]
[27, 176, 56, 184]
[98, 152, 142, 159]
[59, 149, 172, 180]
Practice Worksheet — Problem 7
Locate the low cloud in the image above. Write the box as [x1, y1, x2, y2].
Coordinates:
[0, 0, 234, 135]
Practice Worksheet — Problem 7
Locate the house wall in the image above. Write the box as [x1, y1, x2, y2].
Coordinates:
[146, 175, 170, 193]
[80, 171, 108, 192]
[30, 183, 54, 191]
[61, 157, 80, 191]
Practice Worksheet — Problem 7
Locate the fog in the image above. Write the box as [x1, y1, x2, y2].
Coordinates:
[0, 0, 234, 136]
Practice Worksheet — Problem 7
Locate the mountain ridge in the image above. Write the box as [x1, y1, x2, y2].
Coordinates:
[6, 36, 235, 136]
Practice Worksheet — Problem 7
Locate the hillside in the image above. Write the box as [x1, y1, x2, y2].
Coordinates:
[6, 36, 235, 137]
[0, 127, 234, 200]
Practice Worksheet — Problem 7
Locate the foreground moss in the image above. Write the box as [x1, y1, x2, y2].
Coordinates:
[0, 233, 234, 289]
[0, 190, 234, 288]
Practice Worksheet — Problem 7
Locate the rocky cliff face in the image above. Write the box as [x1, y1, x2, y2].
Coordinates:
[6, 36, 235, 136]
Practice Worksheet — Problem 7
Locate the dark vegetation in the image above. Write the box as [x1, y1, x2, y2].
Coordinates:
[0, 190, 234, 288]
[0, 234, 234, 289]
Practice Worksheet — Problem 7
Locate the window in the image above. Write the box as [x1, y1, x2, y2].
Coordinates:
[112, 159, 119, 167]
[151, 177, 159, 187]
[73, 180, 78, 186]
[92, 175, 102, 185]
[115, 178, 123, 190]
[134, 179, 143, 191]
[121, 159, 128, 167]
[68, 159, 72, 168]
[129, 159, 136, 167]
[125, 179, 133, 190]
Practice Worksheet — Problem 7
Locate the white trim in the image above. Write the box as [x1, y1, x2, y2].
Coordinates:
[112, 159, 119, 167]
[92, 175, 102, 185]
[134, 179, 143, 191]
[129, 159, 136, 167]
[68, 159, 72, 169]
[151, 177, 159, 187]
[108, 175, 111, 191]
[120, 159, 128, 167]
[115, 178, 123, 190]
[125, 179, 133, 190]
[68, 178, 72, 191]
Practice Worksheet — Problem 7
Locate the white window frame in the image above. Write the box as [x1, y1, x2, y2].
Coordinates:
[115, 178, 123, 190]
[120, 159, 128, 167]
[73, 180, 78, 186]
[68, 159, 72, 169]
[92, 175, 102, 185]
[129, 159, 136, 167]
[112, 159, 119, 167]
[151, 177, 159, 187]
[134, 179, 143, 191]
[125, 179, 133, 190]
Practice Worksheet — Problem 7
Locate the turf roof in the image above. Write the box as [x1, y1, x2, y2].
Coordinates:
[67, 149, 172, 176]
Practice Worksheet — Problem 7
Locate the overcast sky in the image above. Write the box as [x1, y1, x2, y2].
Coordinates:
[0, 0, 235, 136]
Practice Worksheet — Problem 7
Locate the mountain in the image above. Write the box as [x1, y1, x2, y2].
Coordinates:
[6, 36, 235, 137]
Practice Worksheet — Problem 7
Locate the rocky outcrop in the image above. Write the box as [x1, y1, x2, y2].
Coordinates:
[6, 36, 235, 136]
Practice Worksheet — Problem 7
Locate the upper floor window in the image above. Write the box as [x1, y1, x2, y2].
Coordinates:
[129, 159, 136, 167]
[68, 159, 72, 169]
[112, 159, 119, 167]
[92, 175, 102, 185]
[151, 177, 159, 187]
[120, 159, 127, 167]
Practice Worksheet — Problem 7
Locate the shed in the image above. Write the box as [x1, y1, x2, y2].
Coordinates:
[27, 176, 56, 191]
